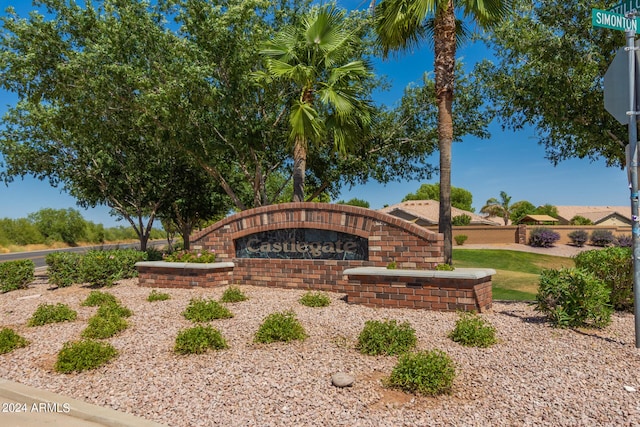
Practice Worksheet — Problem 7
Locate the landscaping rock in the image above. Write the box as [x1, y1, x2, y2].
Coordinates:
[331, 372, 355, 388]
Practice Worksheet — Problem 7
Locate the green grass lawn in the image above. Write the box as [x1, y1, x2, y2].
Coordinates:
[452, 249, 575, 301]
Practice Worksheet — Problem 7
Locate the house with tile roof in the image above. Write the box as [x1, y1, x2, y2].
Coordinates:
[379, 200, 501, 226]
[554, 206, 631, 226]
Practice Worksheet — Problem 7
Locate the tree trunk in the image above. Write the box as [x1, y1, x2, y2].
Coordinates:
[181, 222, 192, 251]
[292, 136, 306, 202]
[434, 1, 456, 265]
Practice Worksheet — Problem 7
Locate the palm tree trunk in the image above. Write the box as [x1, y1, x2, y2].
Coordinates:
[434, 0, 456, 265]
[292, 136, 306, 202]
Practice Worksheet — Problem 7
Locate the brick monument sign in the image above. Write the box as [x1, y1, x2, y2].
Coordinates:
[136, 203, 493, 312]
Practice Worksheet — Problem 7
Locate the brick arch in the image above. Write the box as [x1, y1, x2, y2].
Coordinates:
[190, 203, 443, 292]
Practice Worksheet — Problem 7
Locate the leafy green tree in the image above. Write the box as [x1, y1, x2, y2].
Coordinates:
[374, 0, 513, 264]
[0, 218, 44, 246]
[534, 204, 559, 219]
[257, 4, 374, 202]
[480, 191, 512, 225]
[570, 215, 593, 225]
[336, 198, 370, 208]
[475, 0, 626, 167]
[28, 208, 86, 245]
[509, 200, 536, 225]
[0, 0, 213, 250]
[403, 183, 474, 212]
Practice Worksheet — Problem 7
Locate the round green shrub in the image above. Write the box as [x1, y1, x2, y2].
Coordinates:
[0, 259, 35, 292]
[356, 319, 417, 356]
[174, 325, 228, 354]
[54, 340, 118, 373]
[45, 252, 83, 287]
[0, 328, 29, 354]
[299, 291, 331, 307]
[448, 312, 497, 347]
[82, 314, 128, 339]
[96, 302, 132, 318]
[220, 286, 248, 303]
[147, 290, 171, 302]
[81, 290, 118, 307]
[183, 298, 233, 322]
[386, 350, 456, 396]
[254, 310, 307, 344]
[27, 303, 77, 327]
[574, 247, 633, 312]
[535, 267, 612, 328]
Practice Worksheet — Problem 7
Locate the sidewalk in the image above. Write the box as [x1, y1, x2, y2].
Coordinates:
[0, 378, 167, 427]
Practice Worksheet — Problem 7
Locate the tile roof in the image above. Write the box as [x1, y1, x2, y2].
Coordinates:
[379, 200, 501, 226]
[554, 206, 630, 224]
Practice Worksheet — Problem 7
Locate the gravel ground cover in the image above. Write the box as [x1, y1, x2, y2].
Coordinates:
[1, 277, 639, 427]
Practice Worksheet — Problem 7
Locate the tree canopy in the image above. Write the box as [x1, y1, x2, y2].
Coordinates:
[475, 0, 626, 167]
[403, 182, 474, 212]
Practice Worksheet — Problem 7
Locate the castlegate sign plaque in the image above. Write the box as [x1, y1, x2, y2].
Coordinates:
[235, 228, 368, 260]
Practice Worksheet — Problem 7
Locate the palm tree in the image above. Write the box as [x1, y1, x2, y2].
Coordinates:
[373, 0, 512, 263]
[481, 191, 512, 225]
[258, 5, 373, 202]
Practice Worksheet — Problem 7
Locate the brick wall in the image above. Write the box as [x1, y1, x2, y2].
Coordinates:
[344, 268, 493, 312]
[137, 263, 234, 289]
[191, 203, 444, 291]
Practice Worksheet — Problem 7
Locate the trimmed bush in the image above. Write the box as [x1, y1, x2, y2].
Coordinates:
[435, 263, 455, 271]
[254, 310, 307, 344]
[174, 325, 228, 354]
[220, 286, 248, 303]
[448, 312, 497, 347]
[27, 303, 77, 327]
[96, 302, 132, 318]
[568, 230, 589, 247]
[81, 290, 118, 307]
[81, 249, 146, 287]
[590, 229, 616, 247]
[528, 227, 560, 248]
[82, 313, 128, 339]
[574, 247, 633, 312]
[615, 234, 632, 248]
[535, 268, 612, 328]
[454, 235, 468, 246]
[386, 350, 456, 396]
[356, 319, 417, 356]
[299, 291, 331, 307]
[45, 252, 83, 287]
[54, 340, 118, 373]
[164, 249, 216, 263]
[0, 259, 35, 292]
[0, 328, 29, 354]
[147, 290, 171, 302]
[183, 298, 233, 322]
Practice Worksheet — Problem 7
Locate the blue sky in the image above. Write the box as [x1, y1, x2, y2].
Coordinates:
[0, 0, 631, 227]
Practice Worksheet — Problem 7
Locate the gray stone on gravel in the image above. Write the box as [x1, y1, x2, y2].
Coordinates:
[331, 372, 355, 388]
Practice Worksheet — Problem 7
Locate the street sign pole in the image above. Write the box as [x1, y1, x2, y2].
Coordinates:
[625, 25, 640, 349]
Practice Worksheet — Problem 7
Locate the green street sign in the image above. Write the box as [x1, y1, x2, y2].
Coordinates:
[593, 9, 640, 31]
[609, 1, 640, 15]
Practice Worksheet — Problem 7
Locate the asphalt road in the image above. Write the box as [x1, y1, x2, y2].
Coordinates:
[0, 241, 164, 269]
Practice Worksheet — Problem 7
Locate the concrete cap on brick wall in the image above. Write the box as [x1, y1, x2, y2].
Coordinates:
[135, 261, 235, 270]
[343, 267, 496, 280]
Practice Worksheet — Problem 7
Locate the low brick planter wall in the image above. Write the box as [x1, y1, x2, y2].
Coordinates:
[135, 261, 235, 289]
[343, 267, 495, 312]
[134, 262, 495, 313]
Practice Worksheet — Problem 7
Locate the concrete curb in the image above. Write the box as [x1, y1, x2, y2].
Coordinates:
[0, 378, 167, 427]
